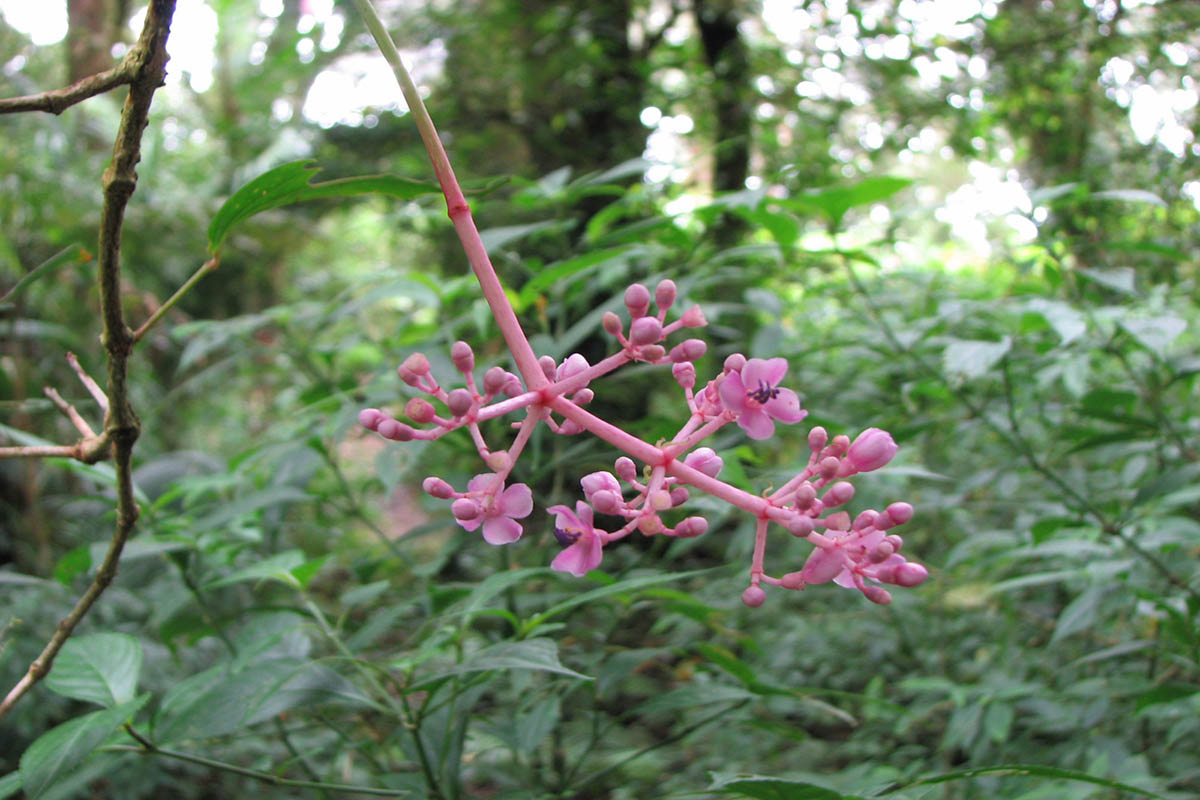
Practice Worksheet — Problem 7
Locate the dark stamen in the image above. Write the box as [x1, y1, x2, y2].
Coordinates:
[554, 527, 581, 546]
[746, 379, 779, 404]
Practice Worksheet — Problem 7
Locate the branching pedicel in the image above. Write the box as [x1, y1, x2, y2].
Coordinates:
[352, 0, 927, 606]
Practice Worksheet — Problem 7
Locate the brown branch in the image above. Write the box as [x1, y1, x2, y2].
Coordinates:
[0, 63, 132, 116]
[0, 0, 177, 722]
[67, 352, 109, 414]
[44, 386, 96, 437]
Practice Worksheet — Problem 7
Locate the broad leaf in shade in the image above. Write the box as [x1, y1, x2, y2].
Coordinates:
[779, 176, 912, 230]
[45, 633, 142, 707]
[207, 160, 437, 254]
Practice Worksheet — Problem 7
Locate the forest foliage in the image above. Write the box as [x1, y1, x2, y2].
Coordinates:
[1, 1, 1199, 798]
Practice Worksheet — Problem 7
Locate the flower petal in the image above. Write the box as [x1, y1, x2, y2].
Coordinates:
[551, 534, 603, 577]
[498, 483, 533, 518]
[742, 357, 788, 388]
[718, 370, 748, 414]
[738, 408, 776, 440]
[482, 515, 523, 545]
[764, 388, 807, 424]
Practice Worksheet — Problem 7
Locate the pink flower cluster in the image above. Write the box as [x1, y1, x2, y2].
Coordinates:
[361, 279, 929, 607]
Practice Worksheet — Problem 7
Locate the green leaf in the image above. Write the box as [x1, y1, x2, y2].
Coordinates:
[1120, 316, 1187, 358]
[516, 246, 633, 310]
[1135, 683, 1200, 713]
[514, 695, 561, 755]
[478, 220, 565, 254]
[780, 176, 912, 229]
[456, 567, 555, 626]
[883, 764, 1165, 798]
[1091, 188, 1166, 207]
[942, 337, 1012, 381]
[0, 772, 20, 800]
[205, 549, 307, 589]
[708, 772, 852, 800]
[696, 642, 757, 686]
[525, 567, 723, 630]
[1075, 267, 1136, 295]
[45, 633, 142, 707]
[19, 695, 148, 799]
[1052, 586, 1103, 642]
[413, 639, 591, 687]
[1024, 298, 1086, 345]
[207, 160, 437, 253]
[0, 244, 89, 304]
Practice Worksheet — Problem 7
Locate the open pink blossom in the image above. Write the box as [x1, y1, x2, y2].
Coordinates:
[546, 501, 603, 577]
[454, 474, 533, 545]
[718, 357, 807, 440]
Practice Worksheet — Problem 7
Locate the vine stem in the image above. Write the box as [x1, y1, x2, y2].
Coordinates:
[0, 0, 177, 722]
[350, 0, 545, 391]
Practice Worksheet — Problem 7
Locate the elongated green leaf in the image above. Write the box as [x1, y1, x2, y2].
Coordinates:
[1121, 316, 1187, 358]
[19, 695, 148, 799]
[1091, 188, 1166, 207]
[779, 176, 912, 229]
[942, 337, 1011, 381]
[1076, 266, 1136, 294]
[413, 639, 591, 687]
[45, 633, 142, 707]
[0, 244, 89, 304]
[208, 160, 437, 253]
[456, 567, 555, 625]
[884, 764, 1165, 798]
[526, 567, 724, 629]
[0, 772, 19, 800]
[205, 549, 307, 589]
[708, 773, 852, 800]
[516, 246, 633, 310]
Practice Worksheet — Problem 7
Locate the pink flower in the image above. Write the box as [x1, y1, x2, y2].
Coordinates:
[547, 501, 603, 577]
[845, 428, 898, 473]
[718, 357, 807, 440]
[454, 474, 532, 545]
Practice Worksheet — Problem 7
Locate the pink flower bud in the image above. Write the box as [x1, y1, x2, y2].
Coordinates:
[669, 338, 706, 363]
[450, 340, 474, 374]
[405, 397, 435, 423]
[573, 388, 594, 405]
[853, 510, 878, 530]
[825, 481, 855, 506]
[377, 419, 414, 441]
[397, 365, 422, 386]
[615, 457, 637, 483]
[794, 483, 817, 508]
[784, 514, 814, 537]
[358, 408, 385, 430]
[482, 366, 509, 395]
[824, 511, 851, 531]
[723, 353, 746, 373]
[654, 279, 677, 312]
[829, 434, 850, 456]
[819, 456, 840, 480]
[503, 374, 524, 397]
[590, 489, 623, 514]
[538, 355, 557, 381]
[847, 428, 897, 473]
[629, 316, 662, 346]
[808, 426, 828, 452]
[673, 362, 696, 389]
[894, 562, 928, 587]
[674, 516, 708, 538]
[581, 471, 622, 499]
[868, 541, 895, 562]
[640, 345, 666, 361]
[885, 534, 904, 552]
[422, 477, 455, 499]
[669, 487, 690, 506]
[885, 502, 914, 526]
[649, 490, 672, 511]
[741, 585, 766, 607]
[451, 497, 481, 521]
[555, 353, 590, 381]
[602, 311, 623, 336]
[781, 571, 805, 590]
[683, 447, 724, 478]
[863, 585, 892, 605]
[403, 352, 430, 376]
[680, 305, 707, 327]
[485, 451, 511, 471]
[447, 388, 473, 418]
[558, 420, 584, 435]
[624, 283, 651, 318]
[637, 514, 664, 534]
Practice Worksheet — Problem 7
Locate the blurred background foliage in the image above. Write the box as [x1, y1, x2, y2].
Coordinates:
[1, 0, 1198, 798]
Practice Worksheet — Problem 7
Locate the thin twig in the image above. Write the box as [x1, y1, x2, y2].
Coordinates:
[132, 256, 219, 343]
[67, 351, 109, 414]
[0, 64, 132, 115]
[0, 0, 177, 722]
[111, 727, 408, 797]
[44, 386, 96, 437]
